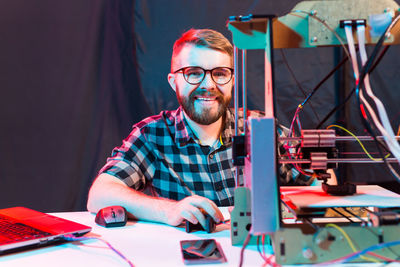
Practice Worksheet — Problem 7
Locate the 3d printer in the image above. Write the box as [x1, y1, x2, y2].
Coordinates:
[228, 0, 400, 264]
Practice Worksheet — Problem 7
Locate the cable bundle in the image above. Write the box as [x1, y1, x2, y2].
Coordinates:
[343, 15, 400, 180]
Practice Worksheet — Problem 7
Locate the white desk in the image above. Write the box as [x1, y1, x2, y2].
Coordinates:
[0, 209, 269, 267]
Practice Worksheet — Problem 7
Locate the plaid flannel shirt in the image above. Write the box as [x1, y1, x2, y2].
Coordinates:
[99, 106, 313, 206]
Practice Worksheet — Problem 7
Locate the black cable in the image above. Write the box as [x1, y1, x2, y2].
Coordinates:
[316, 88, 354, 129]
[281, 48, 351, 128]
[316, 15, 397, 130]
[343, 207, 368, 224]
[316, 43, 382, 130]
[300, 53, 349, 108]
[280, 49, 321, 122]
[368, 126, 400, 180]
[245, 0, 260, 14]
[303, 217, 320, 232]
[357, 98, 400, 180]
[331, 207, 356, 223]
[368, 45, 390, 74]
[354, 17, 400, 180]
[316, 44, 391, 129]
[256, 236, 267, 262]
[355, 84, 390, 168]
[357, 92, 391, 153]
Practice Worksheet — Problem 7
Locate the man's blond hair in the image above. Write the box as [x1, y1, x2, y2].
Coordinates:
[171, 29, 233, 71]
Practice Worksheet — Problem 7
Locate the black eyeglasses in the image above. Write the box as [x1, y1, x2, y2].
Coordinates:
[173, 66, 234, 85]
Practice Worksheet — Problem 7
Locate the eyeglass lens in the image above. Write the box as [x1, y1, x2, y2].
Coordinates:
[183, 67, 232, 85]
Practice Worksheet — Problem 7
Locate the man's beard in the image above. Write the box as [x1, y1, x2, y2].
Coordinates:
[177, 88, 231, 125]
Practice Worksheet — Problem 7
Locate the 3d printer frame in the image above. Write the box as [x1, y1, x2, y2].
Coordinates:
[227, 0, 400, 264]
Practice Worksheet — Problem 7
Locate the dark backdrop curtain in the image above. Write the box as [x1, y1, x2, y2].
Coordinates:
[1, 0, 399, 211]
[0, 1, 150, 211]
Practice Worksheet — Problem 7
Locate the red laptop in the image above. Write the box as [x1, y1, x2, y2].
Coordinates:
[0, 206, 91, 254]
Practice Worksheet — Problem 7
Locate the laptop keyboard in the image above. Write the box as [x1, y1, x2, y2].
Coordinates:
[0, 215, 51, 244]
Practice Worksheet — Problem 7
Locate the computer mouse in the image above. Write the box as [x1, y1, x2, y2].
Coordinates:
[185, 213, 216, 233]
[95, 205, 127, 228]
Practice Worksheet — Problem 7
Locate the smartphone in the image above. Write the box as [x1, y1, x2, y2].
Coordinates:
[180, 239, 227, 265]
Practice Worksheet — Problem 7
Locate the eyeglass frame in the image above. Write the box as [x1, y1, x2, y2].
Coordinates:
[173, 66, 234, 85]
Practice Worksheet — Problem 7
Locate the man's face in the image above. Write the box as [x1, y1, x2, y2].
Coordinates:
[168, 44, 233, 125]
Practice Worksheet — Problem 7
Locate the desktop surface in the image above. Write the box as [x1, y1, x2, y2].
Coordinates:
[0, 208, 268, 267]
[0, 209, 395, 267]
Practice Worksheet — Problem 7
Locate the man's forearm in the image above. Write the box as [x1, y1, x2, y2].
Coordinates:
[87, 173, 224, 227]
[87, 173, 176, 225]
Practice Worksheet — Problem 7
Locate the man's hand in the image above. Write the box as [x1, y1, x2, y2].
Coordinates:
[88, 174, 224, 229]
[164, 195, 224, 229]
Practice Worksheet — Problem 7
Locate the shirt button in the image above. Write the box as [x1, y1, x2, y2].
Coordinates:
[209, 154, 214, 159]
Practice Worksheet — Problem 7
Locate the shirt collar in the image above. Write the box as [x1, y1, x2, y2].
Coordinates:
[173, 107, 261, 147]
[174, 107, 197, 146]
[174, 106, 241, 147]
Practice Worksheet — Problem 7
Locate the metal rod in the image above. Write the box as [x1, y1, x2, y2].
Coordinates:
[233, 45, 240, 187]
[242, 49, 247, 134]
[279, 158, 400, 164]
[234, 45, 239, 137]
[279, 136, 400, 142]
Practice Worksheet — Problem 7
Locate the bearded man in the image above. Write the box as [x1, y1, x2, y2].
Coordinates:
[87, 29, 312, 229]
